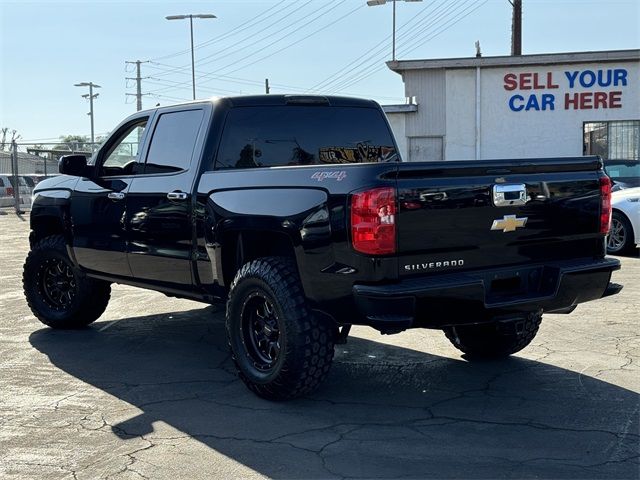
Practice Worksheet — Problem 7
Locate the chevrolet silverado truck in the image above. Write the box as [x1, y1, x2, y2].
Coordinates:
[24, 95, 622, 400]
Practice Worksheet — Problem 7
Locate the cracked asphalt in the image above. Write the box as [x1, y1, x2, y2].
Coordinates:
[0, 212, 638, 479]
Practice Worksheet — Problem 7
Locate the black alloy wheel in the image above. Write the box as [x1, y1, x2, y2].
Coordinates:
[241, 292, 281, 371]
[39, 257, 77, 311]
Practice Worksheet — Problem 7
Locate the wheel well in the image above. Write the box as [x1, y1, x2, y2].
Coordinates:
[30, 215, 65, 247]
[221, 230, 296, 288]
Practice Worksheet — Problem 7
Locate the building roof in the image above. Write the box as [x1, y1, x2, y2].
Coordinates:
[387, 49, 640, 73]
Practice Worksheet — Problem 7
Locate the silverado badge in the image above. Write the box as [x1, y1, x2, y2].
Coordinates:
[491, 215, 528, 233]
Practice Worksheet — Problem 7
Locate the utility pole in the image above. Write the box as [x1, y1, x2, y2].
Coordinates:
[11, 139, 22, 214]
[74, 82, 101, 150]
[265, 78, 270, 94]
[126, 60, 148, 111]
[509, 0, 522, 56]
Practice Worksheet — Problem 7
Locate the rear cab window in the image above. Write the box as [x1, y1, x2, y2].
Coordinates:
[214, 106, 397, 170]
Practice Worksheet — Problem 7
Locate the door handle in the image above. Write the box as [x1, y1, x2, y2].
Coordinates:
[167, 191, 188, 201]
[107, 192, 126, 201]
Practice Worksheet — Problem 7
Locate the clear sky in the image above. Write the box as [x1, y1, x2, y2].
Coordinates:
[1, 0, 638, 144]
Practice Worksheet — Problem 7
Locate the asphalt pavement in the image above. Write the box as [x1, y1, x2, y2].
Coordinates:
[1, 212, 638, 479]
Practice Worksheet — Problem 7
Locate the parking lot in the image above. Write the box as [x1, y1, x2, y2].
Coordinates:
[0, 211, 638, 479]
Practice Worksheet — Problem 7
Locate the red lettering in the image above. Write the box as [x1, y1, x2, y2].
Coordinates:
[594, 92, 608, 109]
[504, 73, 517, 91]
[580, 92, 593, 109]
[520, 73, 532, 89]
[547, 72, 559, 89]
[565, 93, 579, 109]
[610, 91, 622, 108]
[533, 73, 544, 89]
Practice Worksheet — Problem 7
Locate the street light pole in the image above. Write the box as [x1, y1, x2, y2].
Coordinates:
[74, 82, 101, 150]
[392, 0, 396, 61]
[367, 0, 422, 61]
[166, 13, 216, 100]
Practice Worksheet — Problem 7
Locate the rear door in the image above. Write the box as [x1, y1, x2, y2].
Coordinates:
[396, 157, 604, 277]
[125, 105, 209, 289]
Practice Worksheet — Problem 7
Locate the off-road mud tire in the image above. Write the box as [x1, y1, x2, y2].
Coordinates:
[444, 311, 542, 359]
[23, 235, 111, 329]
[226, 256, 336, 400]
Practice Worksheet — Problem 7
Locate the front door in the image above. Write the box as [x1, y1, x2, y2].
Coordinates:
[71, 116, 150, 277]
[126, 106, 208, 288]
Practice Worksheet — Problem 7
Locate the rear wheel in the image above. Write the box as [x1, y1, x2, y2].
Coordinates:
[443, 311, 542, 359]
[226, 257, 336, 400]
[23, 235, 111, 329]
[608, 211, 635, 255]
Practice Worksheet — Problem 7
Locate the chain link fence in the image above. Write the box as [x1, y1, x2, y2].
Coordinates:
[0, 142, 96, 214]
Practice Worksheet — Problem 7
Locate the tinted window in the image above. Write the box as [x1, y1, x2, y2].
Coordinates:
[215, 106, 397, 170]
[0, 178, 4, 187]
[145, 109, 204, 174]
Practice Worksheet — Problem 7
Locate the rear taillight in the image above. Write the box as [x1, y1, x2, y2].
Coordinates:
[600, 176, 612, 234]
[6, 187, 14, 197]
[351, 187, 396, 255]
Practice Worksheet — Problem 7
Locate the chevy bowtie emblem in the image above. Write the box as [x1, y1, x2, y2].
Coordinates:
[491, 215, 528, 232]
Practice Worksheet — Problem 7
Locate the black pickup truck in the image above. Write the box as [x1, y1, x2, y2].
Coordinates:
[24, 95, 622, 400]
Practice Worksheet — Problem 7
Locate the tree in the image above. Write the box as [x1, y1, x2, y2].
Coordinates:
[56, 135, 90, 152]
[0, 127, 20, 150]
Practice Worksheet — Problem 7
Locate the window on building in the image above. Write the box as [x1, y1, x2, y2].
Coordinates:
[584, 120, 640, 160]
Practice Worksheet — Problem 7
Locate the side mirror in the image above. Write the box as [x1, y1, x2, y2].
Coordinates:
[59, 155, 89, 177]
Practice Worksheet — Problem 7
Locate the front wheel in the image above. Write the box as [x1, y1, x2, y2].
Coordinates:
[226, 257, 336, 400]
[443, 311, 542, 359]
[23, 235, 111, 329]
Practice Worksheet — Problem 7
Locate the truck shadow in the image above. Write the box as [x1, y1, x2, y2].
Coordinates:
[29, 306, 639, 479]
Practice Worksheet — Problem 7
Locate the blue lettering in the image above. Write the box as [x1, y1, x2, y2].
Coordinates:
[541, 94, 555, 110]
[614, 69, 628, 87]
[580, 70, 596, 88]
[509, 94, 525, 112]
[525, 95, 540, 111]
[598, 70, 612, 87]
[565, 71, 579, 88]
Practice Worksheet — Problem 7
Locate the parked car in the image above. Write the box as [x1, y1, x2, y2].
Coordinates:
[608, 187, 640, 255]
[0, 174, 33, 208]
[603, 159, 640, 191]
[24, 95, 622, 400]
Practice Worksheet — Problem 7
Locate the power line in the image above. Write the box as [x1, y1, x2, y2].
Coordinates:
[149, 0, 292, 62]
[197, 1, 361, 87]
[332, 0, 489, 93]
[322, 0, 461, 93]
[309, 0, 450, 92]
[148, 0, 312, 79]
[151, 0, 352, 93]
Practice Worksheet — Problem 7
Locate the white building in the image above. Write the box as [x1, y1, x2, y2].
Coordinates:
[383, 49, 639, 162]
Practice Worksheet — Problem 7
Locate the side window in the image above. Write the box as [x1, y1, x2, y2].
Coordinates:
[215, 106, 397, 170]
[144, 109, 204, 175]
[101, 119, 148, 176]
[0, 178, 4, 187]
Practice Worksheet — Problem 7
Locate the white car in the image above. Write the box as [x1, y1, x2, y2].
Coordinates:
[0, 174, 33, 209]
[608, 187, 640, 255]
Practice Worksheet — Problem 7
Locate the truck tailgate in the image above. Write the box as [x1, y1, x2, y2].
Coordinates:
[396, 157, 605, 277]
